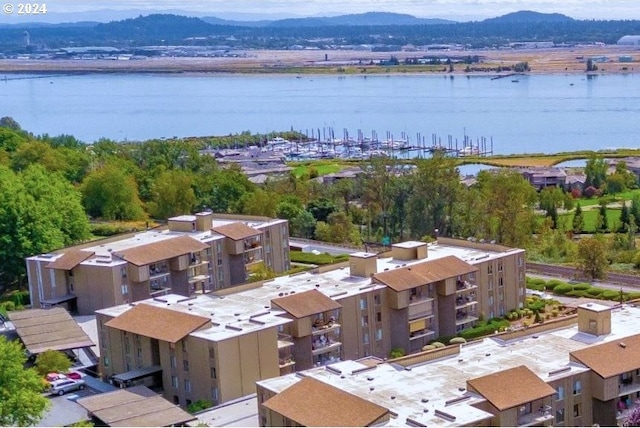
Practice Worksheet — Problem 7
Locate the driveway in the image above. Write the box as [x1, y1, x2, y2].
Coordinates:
[38, 388, 95, 427]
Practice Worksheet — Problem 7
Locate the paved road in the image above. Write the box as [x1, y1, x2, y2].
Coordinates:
[38, 388, 95, 427]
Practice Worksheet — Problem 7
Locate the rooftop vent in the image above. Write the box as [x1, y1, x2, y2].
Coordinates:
[370, 386, 375, 391]
[548, 367, 571, 377]
[620, 342, 627, 349]
[421, 398, 429, 403]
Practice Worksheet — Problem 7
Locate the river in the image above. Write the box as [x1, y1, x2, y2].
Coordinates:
[2, 72, 639, 154]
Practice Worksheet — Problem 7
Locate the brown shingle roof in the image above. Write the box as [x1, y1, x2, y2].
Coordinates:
[373, 255, 477, 292]
[212, 222, 262, 241]
[570, 334, 640, 378]
[466, 365, 556, 411]
[263, 377, 389, 427]
[105, 303, 210, 343]
[46, 250, 95, 271]
[116, 235, 209, 267]
[271, 289, 342, 319]
[76, 385, 195, 427]
[8, 308, 94, 354]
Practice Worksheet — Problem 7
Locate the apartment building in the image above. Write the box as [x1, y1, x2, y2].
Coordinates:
[95, 238, 525, 408]
[257, 302, 640, 427]
[25, 213, 290, 316]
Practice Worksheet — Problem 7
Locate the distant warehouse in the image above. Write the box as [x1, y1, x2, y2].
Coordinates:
[617, 35, 640, 46]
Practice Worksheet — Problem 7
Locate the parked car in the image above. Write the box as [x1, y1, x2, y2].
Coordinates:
[49, 378, 86, 396]
[46, 371, 82, 382]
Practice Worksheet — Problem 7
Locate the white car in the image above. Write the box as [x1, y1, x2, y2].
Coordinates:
[49, 378, 86, 396]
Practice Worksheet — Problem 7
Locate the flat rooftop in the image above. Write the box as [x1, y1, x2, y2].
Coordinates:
[258, 304, 640, 427]
[98, 239, 522, 342]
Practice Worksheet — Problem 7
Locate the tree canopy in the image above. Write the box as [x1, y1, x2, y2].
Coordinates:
[0, 336, 50, 426]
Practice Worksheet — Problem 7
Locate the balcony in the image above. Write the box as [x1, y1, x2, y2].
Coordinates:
[149, 267, 170, 280]
[455, 295, 478, 310]
[243, 247, 263, 265]
[277, 333, 294, 349]
[409, 330, 436, 341]
[619, 375, 640, 396]
[409, 299, 434, 320]
[244, 237, 262, 251]
[279, 357, 295, 369]
[188, 274, 211, 284]
[517, 411, 554, 427]
[189, 256, 209, 268]
[312, 340, 342, 356]
[456, 280, 478, 293]
[455, 310, 479, 326]
[312, 322, 340, 335]
[617, 399, 640, 423]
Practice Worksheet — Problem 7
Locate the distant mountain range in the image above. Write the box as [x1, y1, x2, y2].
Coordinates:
[0, 10, 575, 29]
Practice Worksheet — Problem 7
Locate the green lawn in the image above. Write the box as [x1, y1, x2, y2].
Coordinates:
[575, 189, 640, 207]
[559, 209, 623, 233]
[291, 161, 351, 179]
[289, 251, 349, 265]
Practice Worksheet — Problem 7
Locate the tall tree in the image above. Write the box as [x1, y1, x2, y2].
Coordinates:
[81, 163, 147, 221]
[584, 155, 607, 189]
[474, 169, 537, 247]
[147, 169, 196, 219]
[620, 201, 631, 233]
[572, 203, 584, 234]
[576, 237, 608, 280]
[0, 336, 50, 426]
[597, 202, 608, 233]
[407, 153, 461, 239]
[35, 350, 72, 377]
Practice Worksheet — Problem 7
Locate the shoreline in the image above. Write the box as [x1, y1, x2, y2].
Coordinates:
[1, 46, 638, 75]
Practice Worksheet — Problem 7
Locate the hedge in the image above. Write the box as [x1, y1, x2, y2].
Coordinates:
[526, 277, 546, 286]
[566, 290, 589, 298]
[553, 284, 574, 295]
[527, 283, 545, 292]
[545, 281, 567, 291]
[586, 287, 604, 297]
[458, 319, 510, 340]
[573, 283, 591, 291]
[289, 251, 349, 265]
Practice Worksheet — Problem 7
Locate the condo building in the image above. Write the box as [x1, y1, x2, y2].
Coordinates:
[94, 238, 525, 408]
[257, 302, 640, 427]
[25, 213, 290, 316]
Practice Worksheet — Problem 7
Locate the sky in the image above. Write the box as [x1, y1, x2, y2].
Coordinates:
[45, 0, 640, 21]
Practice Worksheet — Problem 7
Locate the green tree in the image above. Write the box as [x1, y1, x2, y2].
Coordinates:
[314, 212, 361, 245]
[0, 336, 50, 426]
[620, 201, 631, 233]
[572, 203, 584, 234]
[0, 165, 90, 289]
[275, 201, 302, 221]
[597, 202, 608, 233]
[576, 236, 608, 280]
[147, 169, 196, 219]
[632, 194, 640, 224]
[81, 163, 147, 221]
[35, 350, 72, 377]
[291, 210, 317, 239]
[307, 198, 337, 223]
[238, 189, 278, 217]
[606, 173, 627, 196]
[585, 155, 607, 189]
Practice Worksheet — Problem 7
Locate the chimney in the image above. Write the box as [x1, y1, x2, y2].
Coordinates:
[195, 212, 213, 232]
[349, 252, 378, 278]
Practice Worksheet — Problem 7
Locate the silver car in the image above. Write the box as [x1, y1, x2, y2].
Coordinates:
[49, 378, 86, 396]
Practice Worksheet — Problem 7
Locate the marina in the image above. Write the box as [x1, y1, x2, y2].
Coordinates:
[260, 129, 494, 161]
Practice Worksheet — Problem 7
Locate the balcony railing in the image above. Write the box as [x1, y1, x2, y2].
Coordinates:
[517, 411, 554, 427]
[456, 280, 478, 293]
[455, 296, 478, 310]
[277, 333, 294, 349]
[409, 330, 436, 341]
[409, 299, 434, 320]
[312, 322, 340, 335]
[279, 357, 295, 369]
[149, 269, 170, 280]
[455, 312, 479, 326]
[188, 274, 211, 284]
[312, 341, 342, 356]
[243, 248, 263, 265]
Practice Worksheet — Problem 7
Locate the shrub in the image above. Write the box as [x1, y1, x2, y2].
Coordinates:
[553, 284, 574, 295]
[526, 277, 546, 286]
[1, 301, 15, 312]
[187, 399, 213, 414]
[431, 341, 446, 348]
[421, 345, 437, 351]
[90, 223, 133, 237]
[390, 348, 405, 359]
[566, 290, 589, 298]
[527, 283, 545, 292]
[586, 287, 604, 297]
[449, 337, 467, 345]
[551, 310, 559, 317]
[35, 350, 72, 377]
[583, 186, 598, 198]
[601, 290, 622, 300]
[545, 281, 567, 291]
[573, 283, 591, 291]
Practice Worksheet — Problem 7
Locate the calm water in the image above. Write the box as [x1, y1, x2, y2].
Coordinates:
[3, 72, 639, 154]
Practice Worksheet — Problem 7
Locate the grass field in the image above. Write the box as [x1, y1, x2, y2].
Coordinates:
[291, 161, 353, 178]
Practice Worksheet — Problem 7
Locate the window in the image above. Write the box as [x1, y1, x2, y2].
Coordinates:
[184, 379, 191, 393]
[498, 262, 503, 272]
[556, 408, 565, 423]
[360, 298, 368, 310]
[217, 269, 224, 283]
[376, 312, 382, 323]
[121, 284, 128, 295]
[518, 255, 523, 267]
[556, 386, 565, 400]
[573, 403, 581, 417]
[170, 355, 176, 369]
[211, 387, 219, 403]
[182, 339, 188, 353]
[171, 376, 178, 388]
[499, 291, 504, 301]
[173, 395, 179, 405]
[573, 380, 582, 395]
[376, 328, 383, 341]
[498, 277, 504, 287]
[361, 315, 369, 327]
[488, 296, 494, 306]
[488, 265, 493, 274]
[121, 267, 127, 278]
[103, 356, 110, 367]
[209, 347, 215, 359]
[363, 332, 369, 345]
[374, 293, 381, 306]
[488, 278, 493, 290]
[519, 402, 532, 415]
[210, 367, 217, 379]
[183, 359, 189, 372]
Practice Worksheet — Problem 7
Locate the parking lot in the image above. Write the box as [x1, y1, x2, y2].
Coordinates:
[38, 386, 97, 427]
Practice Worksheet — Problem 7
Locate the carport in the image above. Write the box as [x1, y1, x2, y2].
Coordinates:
[109, 365, 162, 388]
[76, 385, 196, 426]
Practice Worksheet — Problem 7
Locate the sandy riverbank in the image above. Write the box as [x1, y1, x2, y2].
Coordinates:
[0, 46, 638, 75]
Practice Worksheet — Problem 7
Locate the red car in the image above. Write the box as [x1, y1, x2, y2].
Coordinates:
[46, 371, 82, 382]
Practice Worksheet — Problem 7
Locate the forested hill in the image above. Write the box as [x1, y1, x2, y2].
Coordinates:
[0, 11, 639, 51]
